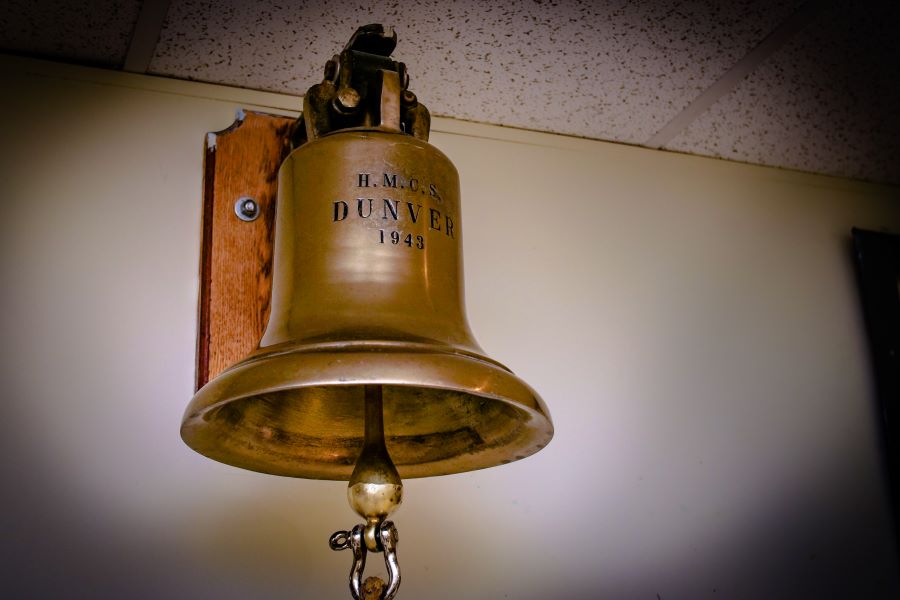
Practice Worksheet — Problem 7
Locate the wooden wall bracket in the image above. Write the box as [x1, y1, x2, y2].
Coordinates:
[196, 110, 295, 390]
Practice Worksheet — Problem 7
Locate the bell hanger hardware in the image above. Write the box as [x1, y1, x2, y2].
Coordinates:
[181, 23, 553, 599]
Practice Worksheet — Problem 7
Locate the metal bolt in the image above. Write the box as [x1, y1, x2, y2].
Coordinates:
[235, 197, 260, 222]
[401, 90, 417, 106]
[334, 87, 361, 112]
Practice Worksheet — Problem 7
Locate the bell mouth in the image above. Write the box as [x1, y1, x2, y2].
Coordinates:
[181, 342, 553, 480]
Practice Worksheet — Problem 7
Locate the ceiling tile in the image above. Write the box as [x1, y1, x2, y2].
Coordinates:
[0, 0, 142, 67]
[664, 0, 900, 185]
[149, 0, 803, 144]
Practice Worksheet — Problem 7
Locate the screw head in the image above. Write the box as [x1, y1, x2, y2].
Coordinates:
[234, 197, 260, 221]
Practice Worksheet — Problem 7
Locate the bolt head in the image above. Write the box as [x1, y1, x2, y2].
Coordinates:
[335, 87, 361, 111]
[234, 197, 260, 221]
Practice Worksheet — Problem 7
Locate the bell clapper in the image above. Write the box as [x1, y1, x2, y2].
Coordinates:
[330, 385, 403, 600]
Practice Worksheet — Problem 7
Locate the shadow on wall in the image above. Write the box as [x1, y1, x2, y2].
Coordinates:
[0, 421, 330, 599]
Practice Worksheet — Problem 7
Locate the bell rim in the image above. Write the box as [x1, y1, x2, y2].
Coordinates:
[182, 342, 553, 480]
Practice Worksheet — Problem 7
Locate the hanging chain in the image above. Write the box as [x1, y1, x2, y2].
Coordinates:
[330, 520, 400, 600]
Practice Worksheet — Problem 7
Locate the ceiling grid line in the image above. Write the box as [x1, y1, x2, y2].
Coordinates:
[123, 0, 172, 73]
[644, 0, 827, 149]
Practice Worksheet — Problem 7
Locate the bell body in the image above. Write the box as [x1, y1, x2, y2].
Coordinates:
[263, 128, 474, 353]
[182, 128, 553, 480]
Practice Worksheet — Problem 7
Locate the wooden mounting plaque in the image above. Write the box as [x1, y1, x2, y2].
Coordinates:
[196, 110, 295, 390]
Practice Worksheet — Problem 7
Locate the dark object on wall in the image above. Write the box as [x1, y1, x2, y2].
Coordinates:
[852, 227, 900, 544]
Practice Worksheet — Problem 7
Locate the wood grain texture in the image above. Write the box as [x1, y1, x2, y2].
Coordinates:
[196, 110, 295, 390]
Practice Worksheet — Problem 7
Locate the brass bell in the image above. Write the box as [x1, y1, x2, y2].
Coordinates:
[181, 23, 552, 598]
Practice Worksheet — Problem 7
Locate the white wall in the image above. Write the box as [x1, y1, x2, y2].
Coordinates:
[2, 55, 899, 599]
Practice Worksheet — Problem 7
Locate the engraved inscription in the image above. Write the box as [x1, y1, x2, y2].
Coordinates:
[357, 172, 442, 202]
[332, 172, 455, 248]
[379, 230, 425, 249]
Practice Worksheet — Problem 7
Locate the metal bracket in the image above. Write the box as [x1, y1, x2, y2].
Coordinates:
[297, 23, 430, 145]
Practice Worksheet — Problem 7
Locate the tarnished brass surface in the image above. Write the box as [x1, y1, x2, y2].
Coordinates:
[181, 24, 553, 482]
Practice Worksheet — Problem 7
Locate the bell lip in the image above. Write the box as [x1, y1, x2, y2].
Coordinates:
[241, 339, 513, 374]
[181, 341, 553, 480]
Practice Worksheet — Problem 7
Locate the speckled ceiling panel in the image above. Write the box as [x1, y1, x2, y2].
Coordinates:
[665, 1, 900, 185]
[149, 0, 804, 144]
[0, 0, 141, 67]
